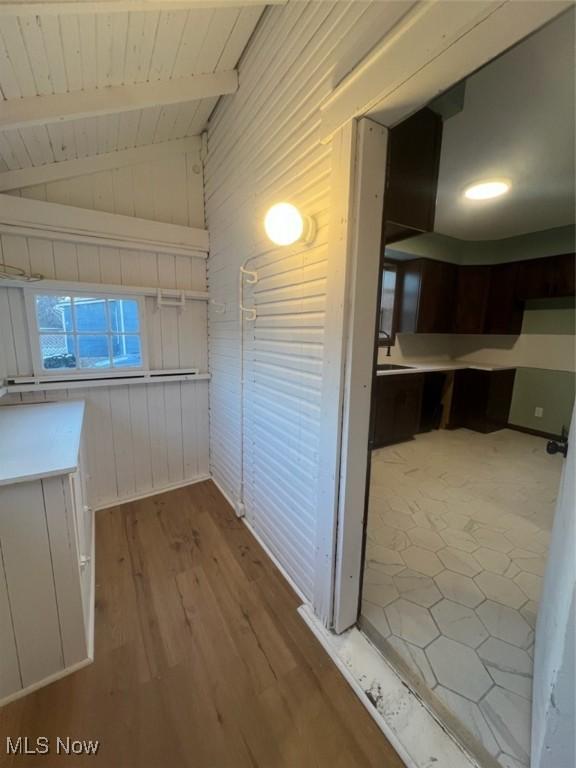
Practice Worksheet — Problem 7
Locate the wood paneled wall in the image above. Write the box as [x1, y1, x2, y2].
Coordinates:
[0, 154, 209, 510]
[205, 1, 389, 599]
[6, 148, 205, 228]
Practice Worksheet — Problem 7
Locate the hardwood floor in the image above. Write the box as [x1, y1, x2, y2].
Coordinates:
[0, 480, 402, 767]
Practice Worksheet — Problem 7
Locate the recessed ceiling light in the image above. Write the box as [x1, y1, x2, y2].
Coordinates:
[464, 180, 511, 200]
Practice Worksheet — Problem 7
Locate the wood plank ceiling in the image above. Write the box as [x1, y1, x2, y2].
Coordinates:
[0, 3, 265, 171]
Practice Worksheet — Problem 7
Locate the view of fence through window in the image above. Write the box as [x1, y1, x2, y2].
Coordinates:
[34, 295, 143, 371]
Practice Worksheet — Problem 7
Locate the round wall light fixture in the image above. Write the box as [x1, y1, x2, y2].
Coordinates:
[464, 179, 511, 200]
[264, 202, 316, 246]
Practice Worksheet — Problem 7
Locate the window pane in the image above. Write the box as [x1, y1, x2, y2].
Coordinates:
[112, 335, 142, 367]
[379, 266, 397, 341]
[78, 335, 111, 369]
[73, 298, 108, 332]
[110, 299, 140, 333]
[35, 295, 71, 332]
[40, 334, 76, 369]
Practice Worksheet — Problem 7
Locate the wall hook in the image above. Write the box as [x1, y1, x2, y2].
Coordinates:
[240, 266, 258, 284]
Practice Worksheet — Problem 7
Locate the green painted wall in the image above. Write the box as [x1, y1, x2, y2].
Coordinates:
[509, 368, 575, 435]
[510, 297, 575, 434]
[386, 225, 575, 265]
[522, 298, 575, 335]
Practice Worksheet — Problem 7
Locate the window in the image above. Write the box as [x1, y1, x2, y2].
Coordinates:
[27, 292, 145, 375]
[378, 263, 400, 346]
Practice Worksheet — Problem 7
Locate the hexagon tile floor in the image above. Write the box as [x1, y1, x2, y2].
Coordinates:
[360, 428, 563, 768]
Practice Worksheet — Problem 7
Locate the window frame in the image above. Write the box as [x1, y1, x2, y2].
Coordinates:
[24, 288, 149, 378]
[377, 260, 401, 348]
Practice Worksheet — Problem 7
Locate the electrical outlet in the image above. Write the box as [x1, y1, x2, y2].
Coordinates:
[535, 407, 544, 418]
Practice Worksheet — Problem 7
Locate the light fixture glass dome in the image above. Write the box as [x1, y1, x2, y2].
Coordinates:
[464, 179, 511, 200]
[264, 203, 312, 246]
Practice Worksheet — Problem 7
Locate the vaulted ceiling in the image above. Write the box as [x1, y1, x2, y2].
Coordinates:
[0, 1, 267, 173]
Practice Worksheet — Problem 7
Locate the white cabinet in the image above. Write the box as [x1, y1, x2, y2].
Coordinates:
[0, 402, 93, 705]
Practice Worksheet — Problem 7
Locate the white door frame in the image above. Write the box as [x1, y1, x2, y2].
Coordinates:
[315, 0, 572, 632]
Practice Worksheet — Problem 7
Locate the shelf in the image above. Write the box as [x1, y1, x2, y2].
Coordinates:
[3, 278, 210, 301]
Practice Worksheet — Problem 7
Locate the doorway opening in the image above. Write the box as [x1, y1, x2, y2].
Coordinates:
[357, 11, 575, 768]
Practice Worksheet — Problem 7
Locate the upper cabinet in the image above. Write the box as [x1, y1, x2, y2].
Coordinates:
[484, 261, 524, 335]
[398, 258, 457, 334]
[384, 108, 443, 243]
[453, 265, 492, 334]
[396, 254, 574, 336]
[516, 253, 575, 300]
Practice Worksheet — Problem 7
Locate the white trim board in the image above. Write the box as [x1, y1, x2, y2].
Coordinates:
[313, 119, 357, 625]
[298, 605, 479, 768]
[93, 474, 212, 512]
[210, 475, 309, 605]
[0, 193, 209, 257]
[0, 137, 202, 193]
[0, 656, 93, 709]
[0, 71, 238, 132]
[319, 0, 571, 142]
[6, 373, 210, 394]
[3, 278, 209, 300]
[333, 119, 388, 634]
[0, 0, 284, 15]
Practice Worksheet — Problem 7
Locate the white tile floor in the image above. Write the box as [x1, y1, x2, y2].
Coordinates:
[361, 428, 563, 768]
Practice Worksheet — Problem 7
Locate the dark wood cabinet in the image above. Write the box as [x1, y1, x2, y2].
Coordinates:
[516, 253, 575, 300]
[453, 266, 491, 334]
[448, 368, 516, 433]
[396, 254, 574, 337]
[384, 108, 443, 243]
[372, 374, 424, 448]
[419, 372, 448, 433]
[398, 258, 457, 334]
[484, 262, 523, 335]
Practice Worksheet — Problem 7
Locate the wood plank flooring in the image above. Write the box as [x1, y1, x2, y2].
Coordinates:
[0, 480, 403, 767]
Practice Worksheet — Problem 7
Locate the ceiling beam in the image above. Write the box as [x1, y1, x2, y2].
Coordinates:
[0, 136, 202, 192]
[0, 0, 282, 15]
[0, 192, 209, 255]
[0, 70, 237, 131]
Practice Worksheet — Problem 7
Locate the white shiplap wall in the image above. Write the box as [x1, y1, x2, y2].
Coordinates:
[6, 148, 205, 228]
[205, 1, 398, 599]
[0, 154, 209, 509]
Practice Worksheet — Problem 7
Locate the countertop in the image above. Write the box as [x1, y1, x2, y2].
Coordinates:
[0, 400, 85, 486]
[376, 361, 517, 376]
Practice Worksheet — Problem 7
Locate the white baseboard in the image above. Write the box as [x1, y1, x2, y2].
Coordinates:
[210, 475, 240, 515]
[241, 517, 309, 604]
[0, 657, 93, 709]
[93, 474, 212, 511]
[209, 477, 309, 605]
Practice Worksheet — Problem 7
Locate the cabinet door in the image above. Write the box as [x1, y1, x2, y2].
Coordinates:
[516, 254, 575, 299]
[449, 369, 515, 433]
[44, 476, 88, 667]
[453, 266, 491, 333]
[373, 375, 423, 447]
[0, 482, 63, 690]
[398, 259, 457, 334]
[448, 370, 488, 431]
[485, 262, 523, 335]
[386, 108, 443, 234]
[548, 253, 575, 297]
[418, 260, 457, 333]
